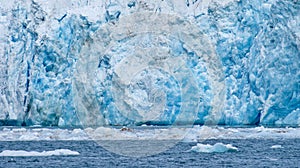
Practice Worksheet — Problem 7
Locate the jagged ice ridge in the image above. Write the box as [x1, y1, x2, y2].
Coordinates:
[0, 0, 299, 126]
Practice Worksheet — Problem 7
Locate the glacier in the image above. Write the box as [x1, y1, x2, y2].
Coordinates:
[0, 0, 299, 127]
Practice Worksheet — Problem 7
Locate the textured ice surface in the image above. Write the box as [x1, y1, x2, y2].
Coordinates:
[0, 149, 79, 156]
[1, 126, 300, 141]
[190, 143, 238, 153]
[270, 145, 283, 149]
[0, 0, 299, 126]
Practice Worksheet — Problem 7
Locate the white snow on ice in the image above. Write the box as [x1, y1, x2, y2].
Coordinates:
[190, 143, 238, 153]
[0, 149, 79, 156]
[270, 145, 283, 149]
[0, 126, 300, 141]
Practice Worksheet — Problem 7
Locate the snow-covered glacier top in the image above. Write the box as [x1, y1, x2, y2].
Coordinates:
[0, 0, 299, 127]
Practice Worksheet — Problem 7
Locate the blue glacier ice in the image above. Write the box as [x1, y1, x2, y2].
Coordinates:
[0, 0, 299, 127]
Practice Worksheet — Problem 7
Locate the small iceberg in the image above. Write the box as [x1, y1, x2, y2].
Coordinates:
[190, 143, 238, 153]
[0, 149, 80, 157]
[270, 145, 283, 149]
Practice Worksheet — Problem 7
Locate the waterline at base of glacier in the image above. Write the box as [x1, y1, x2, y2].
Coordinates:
[1, 126, 300, 141]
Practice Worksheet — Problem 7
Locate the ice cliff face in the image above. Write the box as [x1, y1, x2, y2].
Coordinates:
[0, 0, 299, 126]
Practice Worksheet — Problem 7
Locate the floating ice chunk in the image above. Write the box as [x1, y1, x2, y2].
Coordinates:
[0, 149, 79, 156]
[267, 157, 279, 161]
[270, 145, 283, 149]
[19, 133, 39, 141]
[190, 143, 238, 153]
[1, 127, 300, 141]
[12, 128, 27, 133]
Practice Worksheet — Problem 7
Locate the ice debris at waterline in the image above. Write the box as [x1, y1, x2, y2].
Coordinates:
[190, 143, 238, 153]
[0, 149, 80, 157]
[1, 126, 300, 141]
[0, 0, 299, 126]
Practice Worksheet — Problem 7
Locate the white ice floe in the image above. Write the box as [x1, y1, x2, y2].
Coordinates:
[0, 126, 300, 141]
[190, 143, 238, 153]
[0, 149, 79, 156]
[183, 126, 300, 141]
[270, 145, 283, 149]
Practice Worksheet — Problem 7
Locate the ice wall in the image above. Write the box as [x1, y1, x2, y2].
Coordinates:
[0, 0, 299, 126]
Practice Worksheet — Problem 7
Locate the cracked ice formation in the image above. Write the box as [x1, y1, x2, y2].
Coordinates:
[0, 0, 299, 126]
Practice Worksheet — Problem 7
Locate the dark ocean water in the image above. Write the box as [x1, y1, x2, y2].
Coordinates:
[0, 139, 299, 168]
